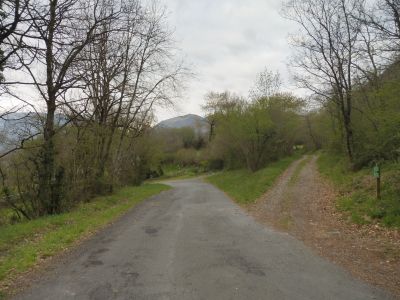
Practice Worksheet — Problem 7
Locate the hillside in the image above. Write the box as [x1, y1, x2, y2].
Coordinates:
[0, 113, 66, 152]
[156, 114, 209, 135]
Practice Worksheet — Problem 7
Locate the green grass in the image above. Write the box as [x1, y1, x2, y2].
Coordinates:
[0, 208, 16, 226]
[162, 164, 202, 179]
[206, 155, 299, 205]
[0, 183, 170, 290]
[149, 164, 209, 182]
[317, 152, 400, 228]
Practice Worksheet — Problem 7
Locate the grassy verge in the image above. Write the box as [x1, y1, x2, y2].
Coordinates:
[317, 152, 400, 227]
[0, 183, 170, 293]
[206, 155, 300, 205]
[147, 164, 214, 182]
[148, 164, 209, 182]
[0, 208, 15, 227]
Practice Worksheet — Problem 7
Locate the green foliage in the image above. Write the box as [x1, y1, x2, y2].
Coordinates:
[174, 148, 201, 166]
[154, 127, 206, 154]
[317, 151, 351, 185]
[153, 164, 205, 180]
[149, 126, 210, 179]
[0, 183, 170, 287]
[206, 155, 299, 204]
[349, 62, 400, 167]
[0, 124, 164, 221]
[318, 152, 400, 228]
[309, 61, 400, 169]
[207, 93, 305, 171]
[0, 208, 16, 226]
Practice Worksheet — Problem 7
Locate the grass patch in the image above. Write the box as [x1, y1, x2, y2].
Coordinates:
[152, 164, 207, 181]
[0, 208, 17, 226]
[206, 155, 299, 205]
[317, 152, 400, 228]
[0, 183, 170, 290]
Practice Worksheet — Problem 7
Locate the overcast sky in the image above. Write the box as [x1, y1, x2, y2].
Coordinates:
[155, 0, 300, 121]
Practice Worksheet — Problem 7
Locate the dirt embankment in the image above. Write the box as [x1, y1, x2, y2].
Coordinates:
[246, 155, 400, 298]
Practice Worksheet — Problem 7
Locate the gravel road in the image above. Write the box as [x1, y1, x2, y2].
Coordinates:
[14, 178, 393, 300]
[247, 155, 399, 298]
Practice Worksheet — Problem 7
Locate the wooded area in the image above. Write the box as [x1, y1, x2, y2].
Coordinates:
[200, 0, 400, 172]
[285, 0, 400, 169]
[0, 0, 185, 220]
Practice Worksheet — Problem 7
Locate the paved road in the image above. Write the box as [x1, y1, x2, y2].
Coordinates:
[15, 179, 393, 300]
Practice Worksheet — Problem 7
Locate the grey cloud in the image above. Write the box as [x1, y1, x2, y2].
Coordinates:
[155, 0, 299, 121]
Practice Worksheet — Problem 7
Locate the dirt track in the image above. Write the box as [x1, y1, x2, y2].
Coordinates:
[247, 155, 400, 298]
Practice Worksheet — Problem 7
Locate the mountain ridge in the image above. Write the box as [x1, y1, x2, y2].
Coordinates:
[156, 113, 209, 135]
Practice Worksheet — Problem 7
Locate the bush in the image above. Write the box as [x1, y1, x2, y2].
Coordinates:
[174, 148, 199, 166]
[206, 158, 224, 171]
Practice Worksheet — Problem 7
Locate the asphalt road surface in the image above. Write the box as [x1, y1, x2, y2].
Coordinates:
[15, 179, 393, 300]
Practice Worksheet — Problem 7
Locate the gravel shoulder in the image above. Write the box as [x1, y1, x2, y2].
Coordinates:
[247, 155, 400, 298]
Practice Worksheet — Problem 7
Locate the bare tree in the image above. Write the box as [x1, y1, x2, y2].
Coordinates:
[360, 0, 400, 52]
[76, 0, 185, 183]
[0, 0, 31, 132]
[114, 3, 186, 163]
[249, 68, 282, 100]
[7, 0, 117, 214]
[0, 0, 185, 217]
[0, 0, 30, 79]
[284, 0, 365, 163]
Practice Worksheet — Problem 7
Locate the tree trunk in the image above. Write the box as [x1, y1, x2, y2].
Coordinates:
[38, 98, 57, 214]
[343, 117, 354, 163]
[38, 0, 58, 214]
[344, 92, 354, 164]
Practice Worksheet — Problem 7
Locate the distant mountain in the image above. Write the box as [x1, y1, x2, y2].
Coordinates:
[0, 113, 67, 152]
[156, 114, 209, 135]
